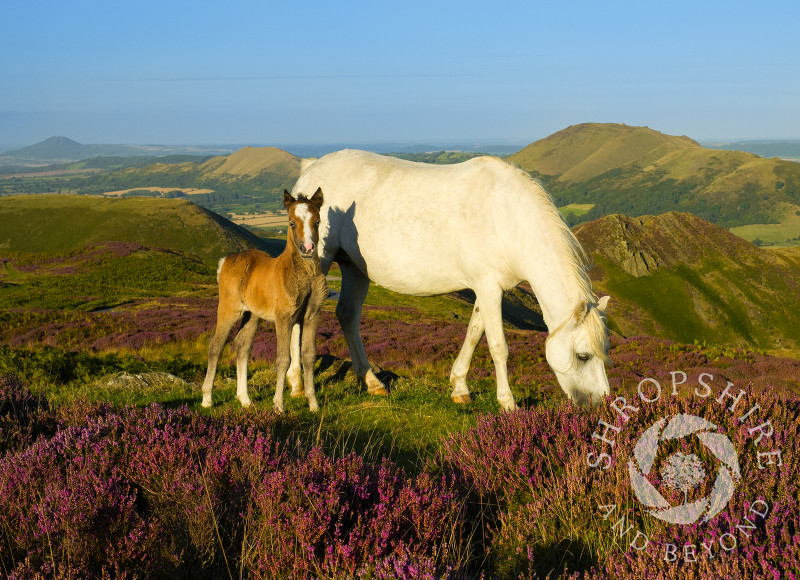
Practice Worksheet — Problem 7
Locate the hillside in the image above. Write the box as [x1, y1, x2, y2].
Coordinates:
[0, 195, 267, 264]
[509, 123, 800, 234]
[70, 146, 302, 216]
[574, 211, 800, 350]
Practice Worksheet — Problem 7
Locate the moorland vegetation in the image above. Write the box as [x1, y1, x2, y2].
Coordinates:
[0, 195, 798, 577]
[2, 124, 800, 576]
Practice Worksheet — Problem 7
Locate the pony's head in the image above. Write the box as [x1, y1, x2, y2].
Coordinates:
[545, 295, 611, 406]
[283, 187, 324, 258]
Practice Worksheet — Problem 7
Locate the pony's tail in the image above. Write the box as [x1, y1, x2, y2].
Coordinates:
[300, 158, 317, 173]
[216, 257, 226, 283]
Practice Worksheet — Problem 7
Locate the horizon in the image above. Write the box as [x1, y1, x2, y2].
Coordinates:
[3, 0, 800, 147]
[5, 131, 800, 156]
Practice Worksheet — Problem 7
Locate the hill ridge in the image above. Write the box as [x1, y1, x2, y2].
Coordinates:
[0, 195, 269, 264]
[509, 123, 800, 233]
[574, 211, 800, 349]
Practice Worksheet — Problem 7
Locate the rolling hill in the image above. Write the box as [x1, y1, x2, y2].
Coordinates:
[573, 211, 800, 351]
[75, 146, 301, 210]
[509, 123, 800, 235]
[0, 195, 270, 264]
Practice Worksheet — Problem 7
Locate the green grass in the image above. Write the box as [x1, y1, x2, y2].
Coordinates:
[729, 202, 800, 245]
[0, 195, 266, 264]
[1, 246, 216, 310]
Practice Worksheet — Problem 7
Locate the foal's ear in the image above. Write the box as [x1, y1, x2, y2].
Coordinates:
[597, 295, 610, 313]
[283, 189, 296, 210]
[309, 187, 324, 210]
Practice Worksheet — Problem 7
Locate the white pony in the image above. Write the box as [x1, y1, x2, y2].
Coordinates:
[287, 150, 610, 410]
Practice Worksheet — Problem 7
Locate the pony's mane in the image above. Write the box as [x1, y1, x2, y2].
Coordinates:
[513, 164, 595, 301]
[513, 165, 610, 364]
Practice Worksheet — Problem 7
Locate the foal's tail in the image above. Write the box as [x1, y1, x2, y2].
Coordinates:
[216, 257, 226, 283]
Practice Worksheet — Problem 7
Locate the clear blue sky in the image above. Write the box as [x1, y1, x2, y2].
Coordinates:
[2, 0, 799, 147]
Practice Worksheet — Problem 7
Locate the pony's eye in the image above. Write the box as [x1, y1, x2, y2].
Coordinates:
[290, 222, 296, 229]
[577, 353, 591, 362]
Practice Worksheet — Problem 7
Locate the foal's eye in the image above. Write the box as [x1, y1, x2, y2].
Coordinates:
[290, 222, 296, 229]
[577, 353, 591, 362]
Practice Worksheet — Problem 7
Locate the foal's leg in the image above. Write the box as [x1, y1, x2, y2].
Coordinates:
[449, 302, 485, 404]
[475, 285, 517, 411]
[232, 313, 259, 408]
[300, 279, 327, 411]
[336, 261, 387, 395]
[272, 318, 293, 414]
[201, 309, 242, 408]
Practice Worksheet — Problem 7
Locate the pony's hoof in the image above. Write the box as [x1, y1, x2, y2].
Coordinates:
[239, 398, 252, 408]
[451, 393, 472, 404]
[201, 399, 213, 408]
[365, 370, 388, 396]
[498, 399, 519, 412]
[290, 389, 305, 398]
[308, 400, 319, 412]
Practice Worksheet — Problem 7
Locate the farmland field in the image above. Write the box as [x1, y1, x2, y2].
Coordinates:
[1, 200, 798, 578]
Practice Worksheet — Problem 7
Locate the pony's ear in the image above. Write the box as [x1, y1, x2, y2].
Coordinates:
[283, 190, 296, 210]
[597, 295, 610, 313]
[574, 301, 590, 325]
[309, 187, 324, 210]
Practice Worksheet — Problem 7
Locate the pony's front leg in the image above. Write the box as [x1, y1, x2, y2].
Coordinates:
[449, 302, 485, 404]
[287, 323, 304, 397]
[476, 286, 518, 412]
[272, 318, 293, 414]
[232, 313, 259, 408]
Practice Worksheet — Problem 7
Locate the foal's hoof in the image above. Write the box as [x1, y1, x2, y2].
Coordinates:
[290, 388, 305, 398]
[368, 385, 389, 396]
[451, 393, 473, 404]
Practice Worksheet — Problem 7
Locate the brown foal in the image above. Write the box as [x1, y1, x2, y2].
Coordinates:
[201, 188, 328, 412]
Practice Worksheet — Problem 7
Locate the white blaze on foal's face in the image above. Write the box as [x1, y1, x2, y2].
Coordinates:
[293, 203, 316, 255]
[283, 187, 324, 258]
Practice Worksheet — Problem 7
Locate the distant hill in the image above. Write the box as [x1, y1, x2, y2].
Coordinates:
[703, 140, 800, 161]
[0, 195, 270, 264]
[0, 136, 236, 164]
[76, 146, 301, 202]
[573, 211, 800, 350]
[509, 123, 800, 234]
[2, 137, 100, 161]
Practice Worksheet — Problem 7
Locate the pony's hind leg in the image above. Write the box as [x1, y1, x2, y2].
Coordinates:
[336, 261, 387, 395]
[201, 309, 242, 408]
[232, 313, 259, 408]
[449, 302, 485, 404]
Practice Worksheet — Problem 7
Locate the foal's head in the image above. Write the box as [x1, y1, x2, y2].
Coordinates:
[283, 188, 324, 258]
